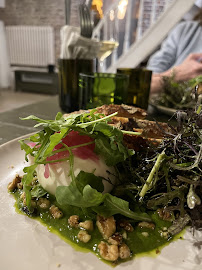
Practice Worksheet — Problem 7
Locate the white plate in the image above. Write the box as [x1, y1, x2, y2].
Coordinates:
[149, 102, 188, 116]
[0, 135, 202, 270]
[154, 105, 177, 116]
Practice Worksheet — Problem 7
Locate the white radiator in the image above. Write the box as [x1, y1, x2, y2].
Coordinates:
[6, 26, 55, 67]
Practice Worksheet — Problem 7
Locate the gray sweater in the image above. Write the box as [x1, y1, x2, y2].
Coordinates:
[147, 21, 202, 73]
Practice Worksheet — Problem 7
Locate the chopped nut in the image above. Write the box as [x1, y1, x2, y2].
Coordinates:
[119, 243, 131, 259]
[17, 182, 23, 189]
[159, 230, 169, 239]
[138, 221, 155, 230]
[79, 220, 94, 231]
[142, 232, 149, 237]
[77, 230, 91, 243]
[108, 232, 123, 246]
[96, 215, 116, 239]
[37, 198, 51, 209]
[118, 220, 134, 232]
[23, 198, 26, 206]
[162, 231, 169, 238]
[31, 200, 37, 208]
[31, 180, 38, 186]
[20, 192, 26, 201]
[68, 215, 79, 228]
[157, 208, 174, 221]
[49, 205, 63, 219]
[23, 198, 36, 208]
[98, 241, 119, 261]
[7, 175, 22, 191]
[122, 231, 127, 240]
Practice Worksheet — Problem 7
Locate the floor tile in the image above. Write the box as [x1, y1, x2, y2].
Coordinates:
[0, 89, 53, 113]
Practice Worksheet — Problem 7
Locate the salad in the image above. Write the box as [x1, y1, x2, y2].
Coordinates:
[151, 75, 202, 110]
[8, 104, 202, 265]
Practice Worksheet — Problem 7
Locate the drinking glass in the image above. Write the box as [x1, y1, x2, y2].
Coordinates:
[58, 59, 95, 113]
[79, 72, 129, 109]
[117, 68, 152, 110]
[94, 10, 119, 71]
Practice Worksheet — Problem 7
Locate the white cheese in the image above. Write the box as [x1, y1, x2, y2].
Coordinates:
[36, 156, 116, 195]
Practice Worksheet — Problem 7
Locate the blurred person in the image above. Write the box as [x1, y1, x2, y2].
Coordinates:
[147, 8, 202, 94]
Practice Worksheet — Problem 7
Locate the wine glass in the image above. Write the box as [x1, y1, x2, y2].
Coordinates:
[95, 9, 119, 72]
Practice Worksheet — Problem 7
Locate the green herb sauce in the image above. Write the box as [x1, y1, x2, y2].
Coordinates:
[12, 189, 183, 266]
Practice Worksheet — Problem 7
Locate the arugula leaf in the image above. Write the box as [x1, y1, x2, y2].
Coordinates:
[22, 164, 38, 185]
[82, 184, 104, 205]
[34, 127, 53, 163]
[94, 195, 151, 222]
[31, 184, 47, 198]
[22, 164, 38, 208]
[76, 112, 117, 129]
[19, 140, 34, 162]
[28, 133, 40, 143]
[20, 111, 137, 210]
[94, 122, 122, 139]
[95, 135, 129, 166]
[56, 181, 100, 208]
[43, 128, 68, 158]
[76, 171, 104, 193]
[83, 186, 151, 221]
[55, 172, 104, 207]
[55, 172, 151, 222]
[55, 112, 63, 120]
[23, 185, 32, 210]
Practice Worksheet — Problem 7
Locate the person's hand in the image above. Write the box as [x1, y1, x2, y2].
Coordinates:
[150, 53, 202, 94]
[174, 53, 202, 81]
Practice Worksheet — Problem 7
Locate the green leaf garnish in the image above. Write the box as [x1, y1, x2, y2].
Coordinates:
[31, 184, 47, 198]
[55, 171, 151, 222]
[20, 110, 137, 210]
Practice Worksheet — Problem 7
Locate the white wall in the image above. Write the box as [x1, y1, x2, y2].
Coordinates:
[0, 21, 11, 88]
[0, 0, 5, 8]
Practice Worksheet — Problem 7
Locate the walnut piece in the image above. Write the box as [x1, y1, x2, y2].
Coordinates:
[37, 198, 51, 209]
[98, 241, 119, 261]
[96, 215, 116, 239]
[17, 182, 23, 189]
[49, 205, 63, 219]
[68, 215, 79, 228]
[7, 175, 22, 191]
[119, 243, 131, 259]
[118, 220, 134, 232]
[108, 232, 123, 246]
[77, 230, 91, 243]
[138, 221, 155, 230]
[157, 208, 173, 221]
[79, 220, 94, 231]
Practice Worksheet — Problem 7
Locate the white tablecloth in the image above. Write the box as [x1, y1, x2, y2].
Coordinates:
[0, 21, 10, 88]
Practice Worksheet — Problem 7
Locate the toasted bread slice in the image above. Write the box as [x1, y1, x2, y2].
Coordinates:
[109, 116, 171, 140]
[64, 104, 171, 150]
[133, 119, 171, 139]
[96, 104, 147, 120]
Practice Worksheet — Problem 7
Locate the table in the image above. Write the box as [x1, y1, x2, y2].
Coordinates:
[0, 96, 172, 145]
[0, 96, 61, 145]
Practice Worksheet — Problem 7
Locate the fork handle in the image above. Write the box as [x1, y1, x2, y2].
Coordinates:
[85, 0, 92, 8]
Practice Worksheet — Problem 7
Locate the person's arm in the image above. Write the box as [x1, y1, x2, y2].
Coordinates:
[147, 23, 186, 74]
[150, 53, 202, 94]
